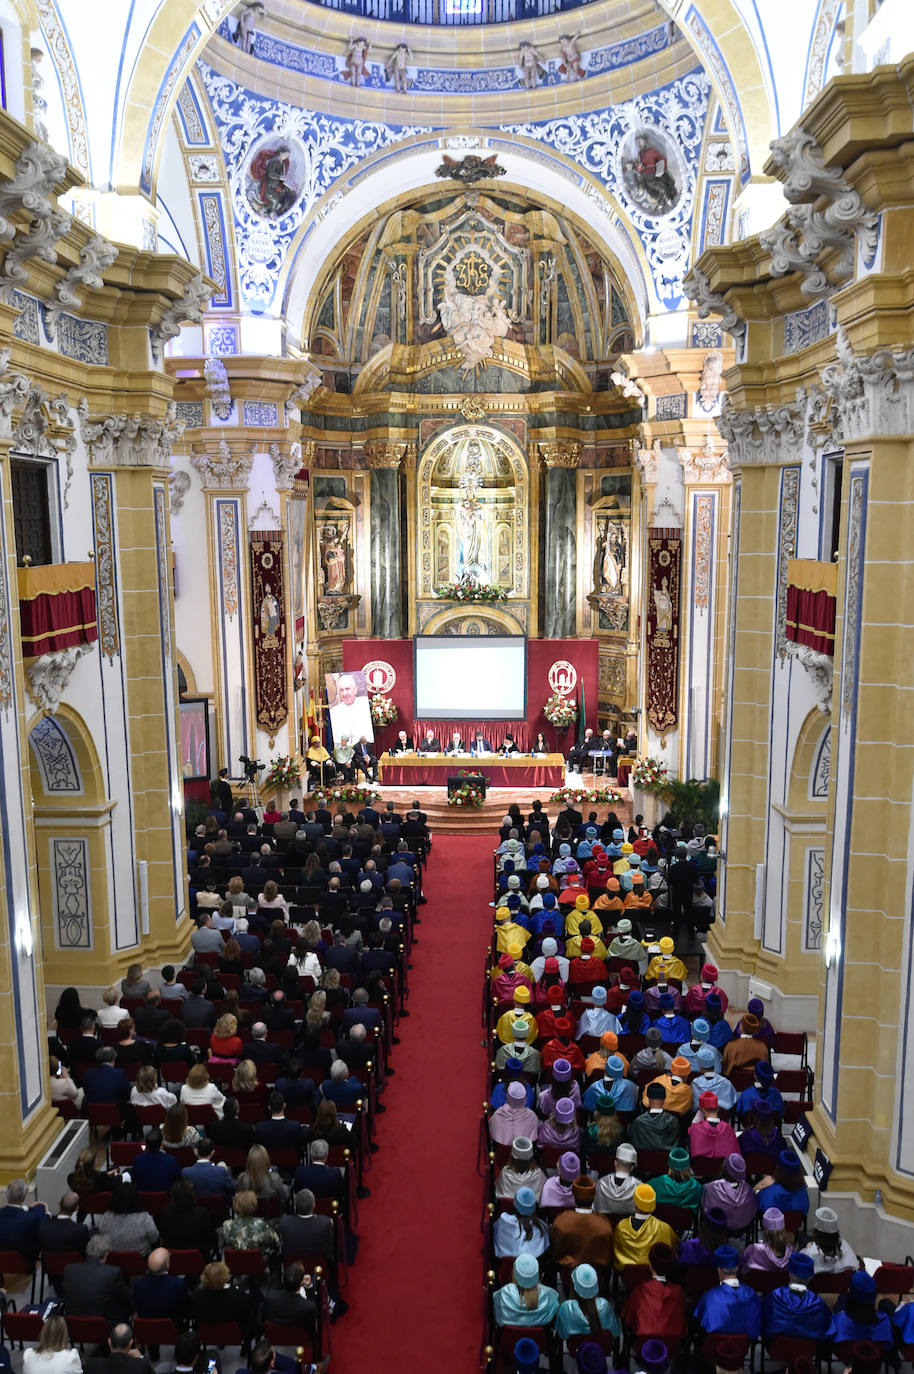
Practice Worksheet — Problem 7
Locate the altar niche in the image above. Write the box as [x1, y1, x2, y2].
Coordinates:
[418, 423, 529, 628]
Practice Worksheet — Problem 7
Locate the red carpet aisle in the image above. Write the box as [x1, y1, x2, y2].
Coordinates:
[331, 833, 492, 1371]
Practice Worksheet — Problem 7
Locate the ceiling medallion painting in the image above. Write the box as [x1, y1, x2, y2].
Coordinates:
[418, 206, 529, 373]
[244, 135, 307, 219]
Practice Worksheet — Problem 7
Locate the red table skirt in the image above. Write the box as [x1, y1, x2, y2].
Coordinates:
[617, 763, 631, 787]
[379, 757, 566, 788]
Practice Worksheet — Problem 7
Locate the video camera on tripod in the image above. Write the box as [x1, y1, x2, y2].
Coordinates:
[239, 754, 264, 785]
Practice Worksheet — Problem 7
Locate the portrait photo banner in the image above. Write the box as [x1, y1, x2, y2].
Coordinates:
[646, 528, 681, 735]
[250, 530, 288, 738]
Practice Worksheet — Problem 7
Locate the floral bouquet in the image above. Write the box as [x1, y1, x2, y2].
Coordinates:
[448, 781, 485, 807]
[264, 755, 301, 790]
[551, 785, 623, 806]
[435, 573, 508, 603]
[543, 694, 577, 729]
[313, 783, 380, 807]
[631, 756, 671, 794]
[370, 694, 398, 726]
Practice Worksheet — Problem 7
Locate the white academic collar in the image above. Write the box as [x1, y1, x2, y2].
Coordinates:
[722, 1277, 740, 1287]
[789, 1282, 808, 1292]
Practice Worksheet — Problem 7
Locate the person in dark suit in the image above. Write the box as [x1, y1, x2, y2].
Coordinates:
[276, 1190, 333, 1264]
[0, 1178, 46, 1262]
[181, 1138, 236, 1202]
[261, 1261, 318, 1329]
[415, 729, 440, 755]
[471, 731, 493, 754]
[246, 1024, 285, 1070]
[559, 801, 583, 831]
[313, 805, 332, 830]
[67, 1015, 102, 1072]
[291, 1141, 346, 1200]
[209, 1097, 256, 1152]
[189, 1261, 252, 1330]
[322, 933, 359, 976]
[262, 990, 297, 1033]
[131, 1129, 182, 1193]
[62, 1234, 134, 1324]
[134, 989, 171, 1041]
[214, 770, 234, 815]
[84, 1323, 155, 1374]
[37, 1192, 88, 1259]
[352, 737, 377, 782]
[181, 982, 218, 1029]
[274, 1064, 317, 1113]
[255, 1093, 309, 1152]
[81, 1046, 131, 1105]
[388, 730, 413, 756]
[133, 1247, 188, 1322]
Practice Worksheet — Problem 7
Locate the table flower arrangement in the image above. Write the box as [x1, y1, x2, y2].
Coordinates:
[631, 756, 671, 795]
[313, 783, 379, 807]
[264, 755, 301, 790]
[370, 694, 398, 726]
[550, 785, 623, 806]
[435, 573, 507, 603]
[542, 694, 577, 729]
[448, 781, 486, 807]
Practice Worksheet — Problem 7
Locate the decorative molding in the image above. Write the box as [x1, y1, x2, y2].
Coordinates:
[698, 349, 724, 412]
[218, 499, 239, 617]
[90, 474, 119, 659]
[716, 395, 803, 467]
[842, 471, 865, 722]
[243, 400, 279, 427]
[14, 387, 77, 507]
[784, 298, 832, 355]
[28, 715, 81, 792]
[190, 438, 254, 489]
[599, 654, 626, 700]
[459, 395, 487, 421]
[25, 642, 93, 714]
[690, 319, 722, 349]
[169, 469, 191, 515]
[248, 498, 281, 530]
[175, 401, 204, 428]
[150, 271, 213, 362]
[587, 592, 628, 631]
[34, 0, 90, 179]
[204, 356, 232, 420]
[0, 142, 71, 301]
[317, 593, 361, 631]
[538, 441, 582, 469]
[655, 392, 686, 422]
[51, 837, 92, 950]
[363, 442, 405, 470]
[818, 326, 914, 443]
[678, 438, 731, 484]
[78, 399, 184, 468]
[269, 440, 302, 491]
[635, 440, 662, 484]
[284, 371, 322, 415]
[811, 724, 831, 798]
[43, 233, 118, 340]
[683, 264, 746, 341]
[693, 492, 714, 612]
[787, 641, 833, 712]
[804, 845, 825, 952]
[776, 467, 801, 660]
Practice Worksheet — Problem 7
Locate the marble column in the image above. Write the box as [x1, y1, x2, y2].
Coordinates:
[365, 444, 403, 638]
[540, 443, 581, 638]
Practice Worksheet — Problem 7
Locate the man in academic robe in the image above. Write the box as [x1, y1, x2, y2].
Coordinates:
[622, 1243, 687, 1343]
[688, 1092, 739, 1159]
[721, 1014, 769, 1076]
[627, 1083, 683, 1151]
[691, 1047, 738, 1111]
[549, 1176, 614, 1274]
[612, 1185, 677, 1270]
[693, 1246, 763, 1338]
[701, 1154, 758, 1231]
[762, 1251, 831, 1338]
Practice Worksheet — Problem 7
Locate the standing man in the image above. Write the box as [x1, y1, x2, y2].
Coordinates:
[213, 769, 233, 816]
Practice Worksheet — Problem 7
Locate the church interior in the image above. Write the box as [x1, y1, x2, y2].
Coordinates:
[1, 0, 914, 1368]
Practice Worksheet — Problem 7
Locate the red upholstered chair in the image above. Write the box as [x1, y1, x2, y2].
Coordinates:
[66, 1316, 110, 1348]
[1, 1308, 45, 1346]
[223, 1247, 268, 1280]
[133, 1318, 182, 1349]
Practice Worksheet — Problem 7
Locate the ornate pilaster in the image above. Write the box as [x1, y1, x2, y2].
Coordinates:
[364, 442, 404, 637]
[716, 396, 804, 468]
[78, 400, 184, 470]
[538, 441, 581, 637]
[189, 437, 254, 489]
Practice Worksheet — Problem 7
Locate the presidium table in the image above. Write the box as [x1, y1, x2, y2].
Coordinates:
[378, 752, 566, 788]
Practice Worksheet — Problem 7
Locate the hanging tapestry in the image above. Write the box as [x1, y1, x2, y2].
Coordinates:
[250, 530, 288, 739]
[647, 527, 681, 735]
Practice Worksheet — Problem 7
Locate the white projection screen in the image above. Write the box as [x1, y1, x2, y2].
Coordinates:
[413, 636, 527, 720]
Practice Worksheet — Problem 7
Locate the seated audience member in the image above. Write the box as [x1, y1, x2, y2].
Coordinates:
[219, 1188, 281, 1258]
[181, 1136, 236, 1201]
[157, 1178, 218, 1257]
[737, 1060, 783, 1120]
[690, 1046, 738, 1111]
[612, 1185, 677, 1270]
[238, 1143, 289, 1203]
[99, 1180, 159, 1256]
[292, 1139, 345, 1199]
[121, 962, 152, 1000]
[98, 985, 128, 1028]
[190, 1261, 252, 1331]
[627, 1082, 682, 1151]
[594, 1141, 638, 1217]
[261, 1261, 318, 1330]
[621, 1243, 687, 1345]
[320, 1059, 364, 1109]
[827, 1271, 893, 1349]
[702, 1153, 757, 1232]
[255, 1092, 309, 1152]
[492, 1255, 560, 1328]
[762, 1251, 831, 1338]
[0, 1177, 46, 1261]
[62, 1233, 134, 1324]
[81, 1045, 131, 1106]
[277, 1188, 333, 1264]
[210, 1096, 256, 1151]
[554, 1263, 621, 1341]
[49, 1056, 84, 1111]
[802, 1205, 858, 1272]
[490, 1080, 540, 1146]
[22, 1313, 82, 1374]
[649, 1147, 702, 1211]
[494, 1137, 546, 1203]
[68, 1146, 116, 1200]
[493, 1186, 550, 1260]
[756, 1150, 810, 1216]
[131, 1064, 177, 1119]
[162, 1102, 200, 1154]
[83, 1324, 154, 1374]
[180, 1063, 227, 1119]
[693, 1245, 763, 1338]
[629, 1027, 672, 1081]
[738, 1099, 784, 1166]
[741, 1207, 794, 1272]
[688, 1092, 739, 1159]
[37, 1191, 89, 1259]
[550, 1176, 614, 1273]
[133, 1247, 188, 1322]
[540, 1152, 581, 1211]
[721, 1013, 768, 1076]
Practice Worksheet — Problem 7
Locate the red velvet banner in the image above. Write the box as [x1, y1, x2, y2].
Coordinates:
[646, 528, 681, 735]
[250, 531, 287, 739]
[16, 563, 98, 659]
[342, 637, 599, 754]
[786, 585, 836, 655]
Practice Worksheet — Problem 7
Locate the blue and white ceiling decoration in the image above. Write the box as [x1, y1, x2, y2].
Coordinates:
[198, 61, 711, 314]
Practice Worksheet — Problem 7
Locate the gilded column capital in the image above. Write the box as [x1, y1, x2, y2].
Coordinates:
[635, 439, 662, 483]
[678, 438, 732, 484]
[364, 442, 405, 470]
[189, 437, 254, 489]
[716, 395, 804, 467]
[270, 440, 304, 491]
[78, 398, 184, 468]
[538, 441, 582, 469]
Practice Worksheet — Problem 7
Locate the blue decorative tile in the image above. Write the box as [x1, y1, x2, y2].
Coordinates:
[175, 401, 205, 428]
[690, 320, 722, 348]
[783, 299, 832, 356]
[208, 324, 238, 356]
[243, 400, 278, 427]
[656, 392, 687, 421]
[11, 291, 40, 344]
[54, 310, 109, 365]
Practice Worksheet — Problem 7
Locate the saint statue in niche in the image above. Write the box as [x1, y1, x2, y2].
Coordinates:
[623, 132, 679, 215]
[594, 517, 628, 596]
[456, 437, 490, 579]
[653, 577, 673, 636]
[260, 584, 280, 638]
[319, 523, 350, 594]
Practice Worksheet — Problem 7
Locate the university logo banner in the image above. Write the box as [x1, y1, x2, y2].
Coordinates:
[250, 530, 287, 740]
[647, 528, 681, 735]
